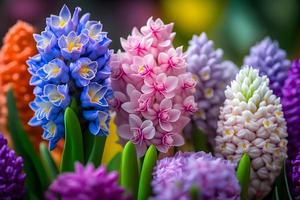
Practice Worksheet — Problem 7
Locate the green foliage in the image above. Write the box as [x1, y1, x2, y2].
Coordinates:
[236, 153, 250, 200]
[40, 143, 58, 182]
[138, 145, 157, 200]
[121, 141, 140, 199]
[7, 89, 49, 198]
[87, 135, 106, 167]
[274, 160, 292, 200]
[60, 107, 84, 172]
[107, 152, 122, 172]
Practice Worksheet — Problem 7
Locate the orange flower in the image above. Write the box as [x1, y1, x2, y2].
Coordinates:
[0, 21, 62, 162]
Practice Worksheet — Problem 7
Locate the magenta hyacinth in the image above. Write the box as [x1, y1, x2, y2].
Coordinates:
[46, 162, 127, 200]
[110, 17, 197, 156]
[0, 134, 26, 199]
[151, 151, 240, 200]
[243, 37, 290, 98]
[186, 33, 238, 138]
[282, 59, 300, 159]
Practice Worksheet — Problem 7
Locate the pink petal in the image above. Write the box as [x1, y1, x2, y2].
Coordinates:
[156, 73, 167, 84]
[156, 144, 169, 153]
[141, 85, 153, 94]
[145, 54, 156, 67]
[168, 109, 181, 122]
[136, 143, 147, 157]
[129, 114, 142, 128]
[142, 108, 156, 120]
[159, 121, 173, 132]
[120, 37, 129, 50]
[121, 102, 137, 114]
[142, 124, 155, 140]
[118, 124, 131, 140]
[165, 76, 178, 92]
[158, 52, 169, 64]
[160, 98, 172, 111]
[172, 134, 185, 146]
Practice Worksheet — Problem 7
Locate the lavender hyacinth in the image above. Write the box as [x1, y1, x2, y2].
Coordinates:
[290, 149, 300, 199]
[46, 162, 127, 200]
[282, 60, 300, 159]
[187, 33, 237, 138]
[151, 151, 240, 200]
[0, 134, 26, 199]
[244, 37, 290, 98]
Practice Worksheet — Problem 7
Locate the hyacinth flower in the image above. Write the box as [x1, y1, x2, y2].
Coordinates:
[27, 5, 112, 150]
[215, 66, 288, 199]
[282, 60, 300, 160]
[0, 21, 42, 145]
[243, 37, 290, 98]
[151, 151, 240, 200]
[0, 134, 26, 199]
[46, 162, 128, 200]
[110, 17, 197, 157]
[186, 33, 238, 138]
[289, 148, 300, 199]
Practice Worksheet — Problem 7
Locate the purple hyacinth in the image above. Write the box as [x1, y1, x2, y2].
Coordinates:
[244, 37, 290, 98]
[151, 151, 240, 200]
[290, 149, 300, 199]
[282, 60, 300, 159]
[46, 162, 127, 200]
[187, 33, 237, 138]
[0, 134, 26, 199]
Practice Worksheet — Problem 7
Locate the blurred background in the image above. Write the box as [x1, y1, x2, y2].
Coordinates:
[0, 0, 299, 65]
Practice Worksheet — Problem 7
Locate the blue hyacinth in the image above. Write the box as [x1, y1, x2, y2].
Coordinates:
[27, 5, 112, 150]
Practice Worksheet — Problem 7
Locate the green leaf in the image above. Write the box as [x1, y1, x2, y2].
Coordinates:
[272, 186, 280, 200]
[87, 135, 106, 167]
[275, 160, 292, 200]
[138, 145, 157, 200]
[189, 185, 200, 200]
[236, 153, 250, 200]
[121, 141, 140, 199]
[60, 107, 84, 172]
[191, 122, 209, 152]
[83, 130, 94, 163]
[40, 143, 58, 181]
[107, 152, 122, 172]
[7, 89, 49, 197]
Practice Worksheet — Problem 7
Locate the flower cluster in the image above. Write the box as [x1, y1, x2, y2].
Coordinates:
[0, 21, 41, 145]
[27, 5, 112, 150]
[289, 148, 300, 199]
[151, 151, 240, 200]
[215, 67, 288, 199]
[282, 60, 300, 159]
[243, 37, 290, 98]
[186, 33, 237, 138]
[0, 134, 26, 198]
[110, 17, 197, 156]
[46, 162, 127, 200]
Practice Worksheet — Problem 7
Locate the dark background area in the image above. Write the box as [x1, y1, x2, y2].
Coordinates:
[0, 0, 299, 65]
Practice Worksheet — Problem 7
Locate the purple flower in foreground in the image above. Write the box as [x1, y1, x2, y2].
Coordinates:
[46, 162, 127, 200]
[282, 60, 300, 159]
[151, 151, 240, 200]
[290, 149, 300, 200]
[244, 37, 290, 98]
[0, 134, 26, 199]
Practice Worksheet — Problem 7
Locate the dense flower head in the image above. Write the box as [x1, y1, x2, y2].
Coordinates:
[215, 66, 288, 199]
[0, 21, 42, 146]
[0, 134, 26, 198]
[27, 5, 112, 150]
[282, 60, 300, 159]
[151, 151, 240, 200]
[46, 162, 127, 200]
[243, 37, 290, 98]
[289, 148, 300, 199]
[186, 33, 238, 138]
[110, 17, 197, 157]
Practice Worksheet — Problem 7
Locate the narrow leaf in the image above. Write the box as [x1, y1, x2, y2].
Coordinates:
[138, 145, 157, 200]
[107, 152, 122, 172]
[7, 89, 48, 197]
[191, 122, 209, 152]
[60, 107, 84, 172]
[40, 143, 58, 181]
[236, 153, 250, 200]
[87, 135, 106, 167]
[189, 186, 200, 200]
[121, 141, 139, 199]
[275, 160, 292, 200]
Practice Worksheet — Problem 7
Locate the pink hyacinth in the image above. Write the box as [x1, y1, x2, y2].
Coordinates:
[111, 17, 196, 156]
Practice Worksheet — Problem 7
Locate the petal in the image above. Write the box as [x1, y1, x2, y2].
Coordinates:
[118, 124, 131, 140]
[142, 125, 155, 140]
[160, 98, 172, 111]
[172, 134, 185, 146]
[129, 114, 142, 128]
[168, 109, 181, 122]
[165, 76, 178, 92]
[159, 121, 172, 132]
[136, 143, 147, 157]
[121, 102, 137, 114]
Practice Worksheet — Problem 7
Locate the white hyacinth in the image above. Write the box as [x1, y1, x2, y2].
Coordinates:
[215, 66, 288, 199]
